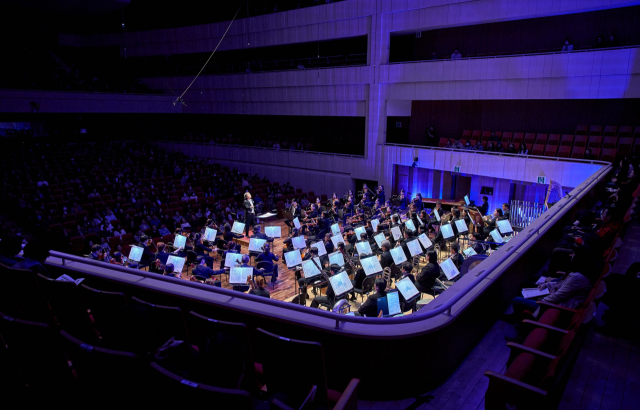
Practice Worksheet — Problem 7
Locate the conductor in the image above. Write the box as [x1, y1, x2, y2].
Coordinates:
[243, 192, 256, 236]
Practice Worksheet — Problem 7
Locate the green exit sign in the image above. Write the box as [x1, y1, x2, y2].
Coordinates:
[538, 176, 546, 184]
[454, 166, 461, 173]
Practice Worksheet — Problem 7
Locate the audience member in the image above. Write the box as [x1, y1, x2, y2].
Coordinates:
[451, 48, 462, 59]
[562, 39, 573, 52]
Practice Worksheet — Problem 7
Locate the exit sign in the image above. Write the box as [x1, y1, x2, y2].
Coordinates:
[538, 176, 546, 184]
[454, 166, 461, 173]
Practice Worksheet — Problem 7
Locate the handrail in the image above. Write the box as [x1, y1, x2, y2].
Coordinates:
[388, 44, 640, 65]
[384, 143, 612, 165]
[46, 162, 611, 327]
[156, 140, 365, 159]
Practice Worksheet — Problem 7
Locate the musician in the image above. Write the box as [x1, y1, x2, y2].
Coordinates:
[223, 225, 243, 243]
[255, 244, 279, 284]
[162, 263, 181, 278]
[398, 189, 408, 209]
[379, 240, 394, 270]
[343, 226, 357, 247]
[478, 196, 489, 216]
[398, 262, 417, 312]
[297, 246, 322, 293]
[400, 229, 415, 261]
[310, 263, 342, 309]
[192, 259, 224, 287]
[412, 194, 424, 213]
[110, 251, 124, 266]
[357, 278, 387, 317]
[308, 204, 320, 219]
[251, 225, 268, 240]
[471, 232, 488, 254]
[377, 185, 385, 205]
[235, 255, 266, 292]
[343, 198, 355, 224]
[243, 192, 256, 237]
[450, 243, 464, 269]
[88, 244, 103, 261]
[416, 250, 439, 295]
[348, 265, 367, 302]
[371, 199, 382, 216]
[319, 211, 332, 234]
[284, 201, 301, 233]
[362, 187, 374, 207]
[323, 233, 335, 255]
[419, 210, 430, 230]
[139, 235, 157, 265]
[502, 203, 511, 221]
[247, 276, 270, 298]
[482, 208, 505, 236]
[282, 229, 301, 259]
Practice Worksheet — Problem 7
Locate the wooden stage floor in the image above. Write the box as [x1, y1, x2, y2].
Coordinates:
[173, 218, 441, 311]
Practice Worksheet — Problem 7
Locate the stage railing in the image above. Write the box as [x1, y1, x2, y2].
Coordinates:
[510, 200, 546, 229]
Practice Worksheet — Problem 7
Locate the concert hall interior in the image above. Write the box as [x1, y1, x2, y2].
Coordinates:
[2, 1, 640, 409]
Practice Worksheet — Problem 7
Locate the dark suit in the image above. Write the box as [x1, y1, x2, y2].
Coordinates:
[451, 253, 464, 269]
[358, 291, 387, 317]
[243, 199, 256, 236]
[380, 250, 393, 270]
[416, 262, 440, 294]
[478, 201, 489, 216]
[252, 232, 268, 240]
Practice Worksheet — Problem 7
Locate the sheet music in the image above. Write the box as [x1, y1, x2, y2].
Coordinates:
[441, 224, 454, 239]
[167, 255, 186, 273]
[406, 239, 423, 257]
[386, 291, 401, 316]
[311, 240, 327, 256]
[330, 234, 345, 249]
[231, 221, 245, 235]
[497, 220, 514, 234]
[293, 217, 301, 230]
[291, 236, 306, 250]
[248, 238, 267, 252]
[390, 247, 407, 265]
[258, 212, 277, 218]
[490, 229, 504, 243]
[371, 219, 380, 232]
[464, 195, 470, 206]
[128, 245, 144, 262]
[331, 223, 340, 236]
[455, 219, 468, 234]
[328, 251, 345, 267]
[361, 255, 383, 276]
[463, 247, 477, 257]
[265, 226, 281, 238]
[355, 241, 373, 256]
[374, 233, 385, 248]
[224, 252, 244, 268]
[396, 277, 419, 301]
[204, 227, 217, 242]
[229, 267, 253, 285]
[354, 226, 366, 239]
[391, 226, 402, 241]
[284, 250, 302, 268]
[440, 258, 460, 280]
[301, 258, 323, 279]
[404, 219, 416, 232]
[173, 235, 187, 249]
[329, 271, 353, 296]
[521, 287, 550, 299]
[418, 233, 433, 250]
[434, 211, 441, 221]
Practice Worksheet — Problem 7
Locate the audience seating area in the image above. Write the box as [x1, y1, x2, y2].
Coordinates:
[483, 168, 639, 409]
[437, 125, 640, 161]
[0, 142, 338, 255]
[0, 263, 359, 409]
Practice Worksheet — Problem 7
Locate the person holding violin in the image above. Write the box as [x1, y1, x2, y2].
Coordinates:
[151, 242, 170, 273]
[109, 251, 125, 266]
[377, 185, 385, 206]
[247, 276, 270, 298]
[309, 262, 341, 308]
[398, 189, 407, 209]
[161, 263, 181, 278]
